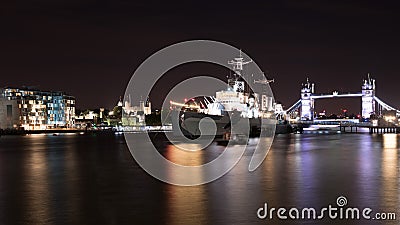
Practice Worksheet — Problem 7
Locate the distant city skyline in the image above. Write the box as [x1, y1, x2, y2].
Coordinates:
[1, 1, 399, 114]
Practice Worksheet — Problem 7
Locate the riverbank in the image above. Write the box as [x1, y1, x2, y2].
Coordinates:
[0, 128, 116, 136]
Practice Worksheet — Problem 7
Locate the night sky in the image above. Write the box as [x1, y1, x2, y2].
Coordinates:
[1, 1, 399, 115]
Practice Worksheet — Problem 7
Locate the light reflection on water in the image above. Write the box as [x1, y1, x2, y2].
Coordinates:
[165, 185, 208, 225]
[24, 147, 51, 224]
[0, 133, 398, 225]
[381, 134, 399, 217]
[164, 143, 206, 166]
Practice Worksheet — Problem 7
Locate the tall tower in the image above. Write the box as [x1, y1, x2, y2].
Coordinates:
[361, 74, 375, 119]
[300, 78, 315, 120]
[144, 96, 151, 115]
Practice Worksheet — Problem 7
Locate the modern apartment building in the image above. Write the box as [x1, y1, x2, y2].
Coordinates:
[0, 87, 75, 130]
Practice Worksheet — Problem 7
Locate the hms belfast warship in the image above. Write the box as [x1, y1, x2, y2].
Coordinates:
[171, 52, 291, 138]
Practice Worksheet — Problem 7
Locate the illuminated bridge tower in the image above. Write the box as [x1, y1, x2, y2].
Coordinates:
[361, 74, 376, 119]
[300, 78, 315, 120]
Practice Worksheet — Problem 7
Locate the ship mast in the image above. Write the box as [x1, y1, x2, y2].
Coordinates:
[254, 72, 274, 84]
[228, 50, 252, 77]
[227, 50, 252, 93]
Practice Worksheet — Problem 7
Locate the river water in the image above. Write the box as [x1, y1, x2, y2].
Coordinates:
[0, 133, 398, 225]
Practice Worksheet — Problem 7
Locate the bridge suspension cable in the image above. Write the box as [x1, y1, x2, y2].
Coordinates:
[374, 96, 400, 117]
[284, 99, 302, 113]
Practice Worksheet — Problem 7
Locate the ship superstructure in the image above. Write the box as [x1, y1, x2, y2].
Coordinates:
[171, 51, 277, 137]
[186, 51, 273, 117]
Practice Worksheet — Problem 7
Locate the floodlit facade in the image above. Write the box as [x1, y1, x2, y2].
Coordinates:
[361, 75, 376, 119]
[300, 78, 315, 120]
[0, 87, 75, 130]
[121, 97, 152, 126]
[0, 98, 20, 129]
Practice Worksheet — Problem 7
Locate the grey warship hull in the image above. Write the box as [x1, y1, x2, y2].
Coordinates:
[171, 110, 292, 138]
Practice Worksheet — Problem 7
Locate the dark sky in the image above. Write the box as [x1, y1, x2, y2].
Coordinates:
[1, 1, 399, 114]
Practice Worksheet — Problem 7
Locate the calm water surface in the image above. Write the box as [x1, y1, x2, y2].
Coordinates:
[0, 133, 399, 225]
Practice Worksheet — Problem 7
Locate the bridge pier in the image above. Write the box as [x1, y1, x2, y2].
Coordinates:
[339, 125, 359, 133]
[369, 127, 399, 134]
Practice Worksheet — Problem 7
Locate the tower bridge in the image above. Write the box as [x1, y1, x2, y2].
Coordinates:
[283, 75, 400, 121]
